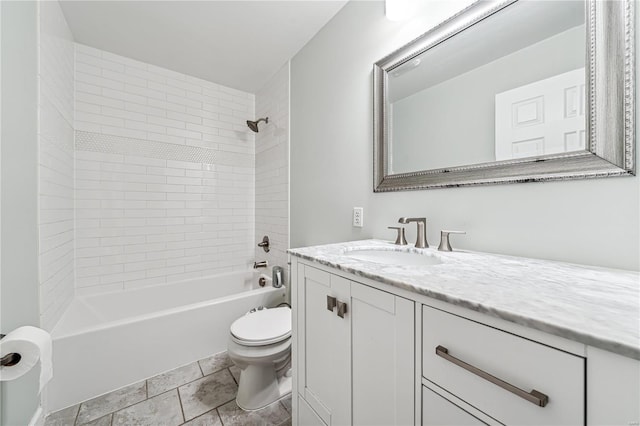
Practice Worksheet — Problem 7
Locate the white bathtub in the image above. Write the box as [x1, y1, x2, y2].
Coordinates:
[47, 271, 285, 412]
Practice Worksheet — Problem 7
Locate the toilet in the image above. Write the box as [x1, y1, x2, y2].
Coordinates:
[227, 306, 292, 411]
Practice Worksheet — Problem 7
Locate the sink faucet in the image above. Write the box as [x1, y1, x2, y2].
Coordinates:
[253, 260, 268, 269]
[398, 217, 428, 248]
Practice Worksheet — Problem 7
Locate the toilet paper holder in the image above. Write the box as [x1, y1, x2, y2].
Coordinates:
[0, 334, 22, 367]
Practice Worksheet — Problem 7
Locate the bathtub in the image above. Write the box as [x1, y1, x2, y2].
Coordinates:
[46, 271, 285, 413]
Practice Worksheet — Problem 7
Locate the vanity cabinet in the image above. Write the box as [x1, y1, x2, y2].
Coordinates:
[290, 252, 639, 426]
[295, 263, 415, 426]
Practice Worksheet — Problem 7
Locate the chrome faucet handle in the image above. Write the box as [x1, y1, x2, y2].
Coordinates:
[398, 217, 428, 248]
[438, 230, 466, 252]
[387, 227, 408, 245]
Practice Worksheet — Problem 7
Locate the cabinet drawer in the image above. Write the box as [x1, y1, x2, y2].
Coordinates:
[422, 305, 584, 425]
[422, 385, 488, 426]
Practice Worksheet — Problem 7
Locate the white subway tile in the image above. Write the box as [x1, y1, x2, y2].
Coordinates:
[76, 43, 102, 58]
[76, 52, 125, 73]
[147, 115, 186, 130]
[102, 69, 146, 87]
[76, 91, 125, 109]
[148, 98, 186, 113]
[76, 71, 124, 91]
[71, 44, 267, 292]
[99, 126, 146, 139]
[125, 83, 166, 101]
[125, 66, 166, 84]
[125, 156, 166, 167]
[101, 106, 146, 122]
[102, 87, 146, 105]
[125, 101, 166, 118]
[76, 61, 101, 76]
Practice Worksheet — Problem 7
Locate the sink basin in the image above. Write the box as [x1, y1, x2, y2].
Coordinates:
[344, 249, 442, 267]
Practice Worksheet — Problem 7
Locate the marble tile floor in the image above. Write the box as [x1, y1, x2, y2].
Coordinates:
[44, 351, 292, 426]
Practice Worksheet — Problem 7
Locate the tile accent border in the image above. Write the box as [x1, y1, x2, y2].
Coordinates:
[75, 131, 252, 167]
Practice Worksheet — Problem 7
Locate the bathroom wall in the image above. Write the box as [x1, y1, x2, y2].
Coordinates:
[290, 1, 640, 271]
[254, 63, 290, 280]
[1, 2, 41, 424]
[38, 0, 75, 331]
[73, 44, 256, 294]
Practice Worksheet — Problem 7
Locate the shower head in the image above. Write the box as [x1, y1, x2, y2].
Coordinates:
[246, 117, 268, 133]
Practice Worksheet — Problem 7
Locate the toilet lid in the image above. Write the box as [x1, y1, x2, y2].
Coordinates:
[230, 307, 291, 345]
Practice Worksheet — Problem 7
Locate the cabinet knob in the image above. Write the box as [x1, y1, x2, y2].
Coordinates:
[337, 301, 348, 318]
[327, 295, 337, 312]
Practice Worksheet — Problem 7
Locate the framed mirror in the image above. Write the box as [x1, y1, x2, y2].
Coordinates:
[373, 0, 635, 192]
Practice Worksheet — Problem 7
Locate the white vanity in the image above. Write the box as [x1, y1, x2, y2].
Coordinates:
[288, 240, 640, 425]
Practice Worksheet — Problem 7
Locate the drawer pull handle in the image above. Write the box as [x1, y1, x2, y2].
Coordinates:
[327, 295, 337, 312]
[337, 301, 348, 318]
[435, 345, 549, 407]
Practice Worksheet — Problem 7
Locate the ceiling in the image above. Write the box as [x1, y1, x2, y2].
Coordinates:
[60, 1, 347, 93]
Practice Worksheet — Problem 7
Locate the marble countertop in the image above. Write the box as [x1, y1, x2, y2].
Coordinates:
[288, 239, 640, 360]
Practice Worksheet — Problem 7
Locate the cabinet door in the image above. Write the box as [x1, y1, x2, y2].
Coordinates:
[298, 394, 328, 426]
[298, 264, 351, 426]
[351, 282, 414, 426]
[422, 386, 488, 426]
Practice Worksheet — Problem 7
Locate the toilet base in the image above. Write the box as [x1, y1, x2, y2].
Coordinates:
[236, 366, 292, 411]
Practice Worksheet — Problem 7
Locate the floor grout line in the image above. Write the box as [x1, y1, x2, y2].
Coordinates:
[176, 384, 187, 424]
[228, 367, 238, 386]
[73, 404, 81, 426]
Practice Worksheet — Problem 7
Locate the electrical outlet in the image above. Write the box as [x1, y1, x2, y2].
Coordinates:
[353, 207, 363, 227]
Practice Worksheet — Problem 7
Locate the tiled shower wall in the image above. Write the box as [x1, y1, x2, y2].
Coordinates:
[38, 1, 75, 330]
[73, 45, 256, 294]
[254, 64, 290, 279]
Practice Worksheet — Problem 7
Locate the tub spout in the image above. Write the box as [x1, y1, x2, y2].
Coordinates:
[253, 260, 268, 269]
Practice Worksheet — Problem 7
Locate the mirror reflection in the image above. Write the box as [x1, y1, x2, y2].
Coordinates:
[387, 1, 586, 175]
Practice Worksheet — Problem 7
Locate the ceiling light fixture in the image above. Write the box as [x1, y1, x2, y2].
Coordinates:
[385, 0, 417, 21]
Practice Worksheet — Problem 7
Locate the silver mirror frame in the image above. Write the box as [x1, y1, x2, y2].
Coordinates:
[373, 0, 635, 192]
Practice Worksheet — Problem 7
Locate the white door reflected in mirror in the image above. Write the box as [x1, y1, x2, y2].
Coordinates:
[495, 68, 586, 161]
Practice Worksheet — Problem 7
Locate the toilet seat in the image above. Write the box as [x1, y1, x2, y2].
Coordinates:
[230, 307, 291, 346]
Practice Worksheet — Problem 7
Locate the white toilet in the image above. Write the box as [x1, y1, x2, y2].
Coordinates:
[227, 306, 292, 411]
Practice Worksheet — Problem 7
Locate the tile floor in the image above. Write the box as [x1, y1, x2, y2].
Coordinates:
[44, 351, 292, 426]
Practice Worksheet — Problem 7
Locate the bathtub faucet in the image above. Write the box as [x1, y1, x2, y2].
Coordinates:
[253, 260, 268, 269]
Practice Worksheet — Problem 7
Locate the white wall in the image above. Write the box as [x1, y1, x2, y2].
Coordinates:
[254, 63, 290, 280]
[73, 45, 256, 294]
[1, 2, 41, 424]
[38, 0, 75, 332]
[290, 1, 639, 271]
